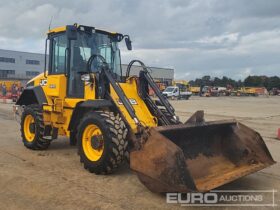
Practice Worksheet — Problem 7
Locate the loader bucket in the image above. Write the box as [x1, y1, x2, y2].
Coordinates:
[130, 120, 275, 193]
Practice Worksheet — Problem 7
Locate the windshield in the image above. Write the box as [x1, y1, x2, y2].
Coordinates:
[164, 87, 175, 92]
[70, 31, 122, 77]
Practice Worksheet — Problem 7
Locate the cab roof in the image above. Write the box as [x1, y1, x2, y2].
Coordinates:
[47, 24, 118, 35]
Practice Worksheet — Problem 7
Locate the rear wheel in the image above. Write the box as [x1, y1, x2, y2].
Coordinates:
[20, 104, 51, 150]
[77, 111, 128, 174]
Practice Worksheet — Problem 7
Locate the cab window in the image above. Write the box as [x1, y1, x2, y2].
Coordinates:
[50, 34, 67, 74]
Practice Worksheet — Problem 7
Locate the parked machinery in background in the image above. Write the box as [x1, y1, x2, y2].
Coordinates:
[189, 86, 200, 95]
[235, 87, 268, 96]
[269, 88, 280, 96]
[148, 79, 166, 97]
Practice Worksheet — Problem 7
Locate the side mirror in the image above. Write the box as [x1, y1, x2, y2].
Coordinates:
[66, 25, 77, 40]
[125, 36, 132, 50]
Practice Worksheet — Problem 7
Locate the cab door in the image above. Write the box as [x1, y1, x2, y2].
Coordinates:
[46, 33, 68, 110]
[67, 34, 86, 99]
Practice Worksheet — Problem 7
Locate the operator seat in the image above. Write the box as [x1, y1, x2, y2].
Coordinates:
[73, 47, 85, 70]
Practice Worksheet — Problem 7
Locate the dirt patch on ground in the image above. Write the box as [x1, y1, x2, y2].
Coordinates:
[0, 96, 279, 209]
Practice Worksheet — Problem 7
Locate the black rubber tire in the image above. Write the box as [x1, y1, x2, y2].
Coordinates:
[70, 117, 82, 146]
[70, 131, 77, 146]
[20, 104, 51, 150]
[77, 111, 128, 174]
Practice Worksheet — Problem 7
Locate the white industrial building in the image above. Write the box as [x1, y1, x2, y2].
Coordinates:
[0, 49, 45, 82]
[0, 49, 174, 85]
[121, 64, 174, 85]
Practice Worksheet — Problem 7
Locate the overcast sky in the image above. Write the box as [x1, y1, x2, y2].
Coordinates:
[0, 0, 279, 80]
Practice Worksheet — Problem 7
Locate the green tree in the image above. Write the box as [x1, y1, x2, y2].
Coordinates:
[189, 75, 279, 90]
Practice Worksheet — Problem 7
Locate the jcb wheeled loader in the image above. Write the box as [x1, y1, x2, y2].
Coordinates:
[15, 24, 275, 193]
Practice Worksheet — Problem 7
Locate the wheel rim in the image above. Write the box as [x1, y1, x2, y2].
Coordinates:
[82, 124, 104, 161]
[23, 115, 35, 142]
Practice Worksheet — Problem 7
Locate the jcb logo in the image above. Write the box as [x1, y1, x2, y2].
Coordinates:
[40, 79, 47, 86]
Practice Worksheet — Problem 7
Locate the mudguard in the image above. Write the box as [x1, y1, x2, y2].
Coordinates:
[68, 99, 113, 131]
[16, 86, 47, 106]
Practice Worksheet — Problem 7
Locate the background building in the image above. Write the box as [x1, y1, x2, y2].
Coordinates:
[0, 49, 46, 83]
[0, 49, 174, 85]
[121, 64, 174, 86]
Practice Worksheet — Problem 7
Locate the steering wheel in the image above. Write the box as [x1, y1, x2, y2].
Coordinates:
[87, 54, 108, 73]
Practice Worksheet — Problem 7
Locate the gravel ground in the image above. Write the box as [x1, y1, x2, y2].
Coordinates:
[0, 96, 279, 210]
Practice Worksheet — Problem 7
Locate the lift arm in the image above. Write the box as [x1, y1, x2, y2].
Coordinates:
[127, 60, 180, 125]
[101, 66, 141, 127]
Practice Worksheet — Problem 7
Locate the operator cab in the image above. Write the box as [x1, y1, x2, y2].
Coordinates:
[46, 24, 132, 98]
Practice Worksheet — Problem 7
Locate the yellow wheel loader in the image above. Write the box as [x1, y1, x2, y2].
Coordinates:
[15, 24, 275, 193]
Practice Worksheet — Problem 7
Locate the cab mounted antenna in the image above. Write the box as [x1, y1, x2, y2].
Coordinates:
[44, 16, 53, 78]
[48, 16, 53, 30]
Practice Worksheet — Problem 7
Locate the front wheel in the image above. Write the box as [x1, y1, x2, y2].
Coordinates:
[77, 111, 128, 174]
[20, 104, 51, 150]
